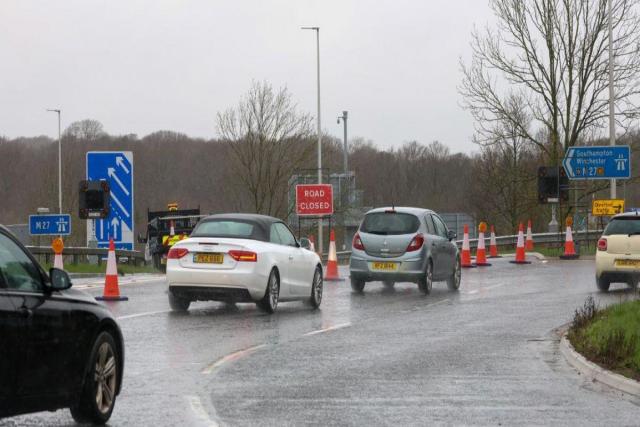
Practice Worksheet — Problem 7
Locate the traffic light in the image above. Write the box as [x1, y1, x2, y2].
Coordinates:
[79, 180, 110, 219]
[537, 166, 569, 204]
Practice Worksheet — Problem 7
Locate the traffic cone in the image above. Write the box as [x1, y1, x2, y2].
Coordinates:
[475, 223, 491, 267]
[560, 225, 579, 259]
[461, 224, 476, 268]
[96, 239, 128, 301]
[170, 220, 176, 237]
[510, 223, 531, 264]
[53, 250, 64, 270]
[489, 225, 501, 258]
[526, 220, 534, 251]
[324, 230, 343, 281]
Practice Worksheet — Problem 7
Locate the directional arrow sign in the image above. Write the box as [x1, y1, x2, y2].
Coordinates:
[562, 145, 631, 180]
[592, 199, 626, 216]
[86, 151, 134, 250]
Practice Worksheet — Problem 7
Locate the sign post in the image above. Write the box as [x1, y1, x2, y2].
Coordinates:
[562, 146, 631, 180]
[295, 184, 334, 216]
[86, 152, 134, 250]
[591, 199, 625, 216]
[29, 214, 71, 236]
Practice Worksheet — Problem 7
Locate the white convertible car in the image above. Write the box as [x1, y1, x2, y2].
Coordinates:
[166, 214, 323, 313]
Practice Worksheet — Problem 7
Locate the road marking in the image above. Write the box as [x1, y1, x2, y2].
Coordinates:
[75, 275, 163, 289]
[117, 310, 172, 320]
[186, 395, 220, 427]
[463, 283, 505, 295]
[303, 322, 352, 336]
[201, 344, 268, 375]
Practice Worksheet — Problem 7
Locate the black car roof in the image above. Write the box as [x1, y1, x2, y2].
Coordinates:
[195, 213, 283, 242]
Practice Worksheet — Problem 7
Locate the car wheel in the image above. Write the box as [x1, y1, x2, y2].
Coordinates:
[168, 291, 190, 311]
[308, 266, 323, 309]
[257, 269, 280, 313]
[446, 257, 461, 291]
[383, 281, 395, 288]
[350, 277, 365, 293]
[596, 276, 610, 292]
[70, 331, 119, 425]
[418, 261, 433, 294]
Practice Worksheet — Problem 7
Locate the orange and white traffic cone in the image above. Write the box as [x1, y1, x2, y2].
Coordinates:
[96, 239, 128, 301]
[475, 222, 491, 267]
[324, 230, 343, 281]
[489, 225, 501, 258]
[526, 220, 534, 251]
[170, 220, 176, 237]
[461, 224, 476, 268]
[560, 224, 579, 260]
[510, 223, 531, 265]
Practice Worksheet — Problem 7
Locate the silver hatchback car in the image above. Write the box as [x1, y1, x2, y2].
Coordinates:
[349, 207, 461, 294]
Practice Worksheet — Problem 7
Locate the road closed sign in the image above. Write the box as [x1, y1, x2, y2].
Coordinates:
[592, 199, 625, 216]
[296, 184, 333, 216]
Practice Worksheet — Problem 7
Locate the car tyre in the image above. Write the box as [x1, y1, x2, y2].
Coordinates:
[308, 266, 323, 309]
[70, 331, 119, 425]
[168, 291, 190, 312]
[596, 276, 610, 292]
[257, 269, 279, 313]
[418, 261, 433, 295]
[447, 257, 461, 291]
[350, 277, 365, 293]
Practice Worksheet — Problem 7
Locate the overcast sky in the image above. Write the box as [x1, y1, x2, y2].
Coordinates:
[0, 0, 495, 152]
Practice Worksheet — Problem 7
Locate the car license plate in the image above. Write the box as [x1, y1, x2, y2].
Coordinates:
[615, 259, 640, 267]
[371, 261, 398, 271]
[193, 253, 224, 264]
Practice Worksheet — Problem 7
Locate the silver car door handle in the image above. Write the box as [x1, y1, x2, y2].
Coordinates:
[288, 255, 294, 260]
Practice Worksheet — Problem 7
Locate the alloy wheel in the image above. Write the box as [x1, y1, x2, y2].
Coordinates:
[94, 342, 117, 415]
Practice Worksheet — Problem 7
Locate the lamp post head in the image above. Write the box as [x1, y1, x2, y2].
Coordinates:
[300, 26, 319, 31]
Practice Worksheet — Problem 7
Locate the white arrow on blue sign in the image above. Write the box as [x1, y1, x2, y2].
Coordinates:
[562, 145, 631, 180]
[29, 214, 71, 236]
[86, 152, 134, 250]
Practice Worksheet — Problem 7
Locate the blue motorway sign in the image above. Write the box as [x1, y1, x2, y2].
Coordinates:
[86, 152, 134, 250]
[29, 214, 71, 236]
[562, 146, 631, 180]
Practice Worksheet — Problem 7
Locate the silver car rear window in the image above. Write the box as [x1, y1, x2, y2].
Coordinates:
[360, 212, 420, 235]
[603, 217, 640, 236]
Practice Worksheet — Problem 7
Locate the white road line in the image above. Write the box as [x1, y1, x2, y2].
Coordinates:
[303, 322, 352, 336]
[116, 310, 171, 320]
[75, 276, 164, 289]
[201, 344, 268, 375]
[185, 395, 220, 427]
[463, 283, 505, 295]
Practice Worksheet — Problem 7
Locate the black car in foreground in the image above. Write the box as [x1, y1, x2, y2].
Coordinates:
[0, 226, 124, 424]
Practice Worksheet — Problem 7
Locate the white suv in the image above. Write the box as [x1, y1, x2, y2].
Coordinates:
[595, 212, 640, 291]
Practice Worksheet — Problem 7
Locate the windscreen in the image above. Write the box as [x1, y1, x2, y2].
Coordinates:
[191, 220, 256, 238]
[603, 217, 640, 235]
[360, 212, 420, 235]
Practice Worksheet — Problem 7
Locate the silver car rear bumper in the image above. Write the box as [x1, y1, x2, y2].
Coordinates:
[349, 254, 426, 283]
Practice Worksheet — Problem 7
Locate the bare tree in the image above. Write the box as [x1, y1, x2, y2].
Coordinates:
[216, 81, 314, 218]
[460, 0, 640, 164]
[63, 119, 106, 141]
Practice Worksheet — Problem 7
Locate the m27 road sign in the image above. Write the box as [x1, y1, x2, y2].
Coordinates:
[296, 184, 333, 216]
[86, 152, 134, 250]
[562, 146, 631, 180]
[29, 214, 71, 236]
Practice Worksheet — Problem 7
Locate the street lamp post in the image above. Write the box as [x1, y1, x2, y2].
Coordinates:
[608, 0, 616, 199]
[337, 111, 348, 175]
[301, 26, 323, 254]
[47, 109, 62, 214]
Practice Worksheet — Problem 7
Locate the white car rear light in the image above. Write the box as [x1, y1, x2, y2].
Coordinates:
[597, 238, 607, 251]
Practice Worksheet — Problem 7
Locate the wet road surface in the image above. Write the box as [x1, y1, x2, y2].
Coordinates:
[2, 257, 640, 426]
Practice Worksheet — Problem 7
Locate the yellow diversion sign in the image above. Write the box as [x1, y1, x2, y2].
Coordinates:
[592, 199, 625, 216]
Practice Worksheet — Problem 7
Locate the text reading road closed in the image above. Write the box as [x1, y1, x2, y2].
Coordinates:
[296, 184, 333, 216]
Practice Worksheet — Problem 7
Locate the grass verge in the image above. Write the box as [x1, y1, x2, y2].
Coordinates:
[568, 296, 640, 381]
[42, 262, 160, 275]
